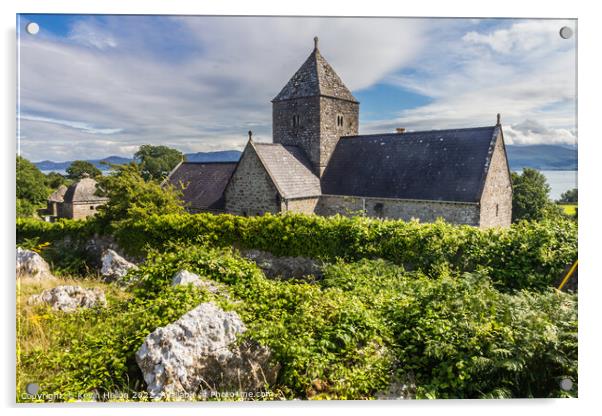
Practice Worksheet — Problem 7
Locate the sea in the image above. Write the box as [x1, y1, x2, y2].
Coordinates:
[41, 168, 578, 202]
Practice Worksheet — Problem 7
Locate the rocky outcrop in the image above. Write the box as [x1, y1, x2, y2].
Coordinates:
[28, 285, 106, 312]
[171, 270, 226, 297]
[100, 249, 137, 283]
[240, 249, 324, 280]
[375, 373, 416, 400]
[16, 247, 55, 280]
[136, 302, 278, 400]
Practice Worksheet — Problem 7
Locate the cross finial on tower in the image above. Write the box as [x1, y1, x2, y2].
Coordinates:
[496, 113, 501, 126]
[314, 36, 319, 50]
[248, 130, 253, 141]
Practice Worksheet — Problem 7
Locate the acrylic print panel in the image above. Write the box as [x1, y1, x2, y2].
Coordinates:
[16, 14, 577, 402]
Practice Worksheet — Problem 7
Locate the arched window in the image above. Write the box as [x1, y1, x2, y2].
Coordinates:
[336, 115, 344, 127]
[292, 114, 300, 127]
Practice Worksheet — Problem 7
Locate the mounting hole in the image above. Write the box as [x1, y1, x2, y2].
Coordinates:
[25, 382, 40, 395]
[560, 378, 573, 391]
[25, 22, 40, 35]
[559, 26, 573, 39]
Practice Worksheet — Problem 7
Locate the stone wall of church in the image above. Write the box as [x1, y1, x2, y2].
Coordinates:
[273, 97, 321, 171]
[316, 195, 481, 226]
[284, 197, 320, 214]
[224, 144, 281, 216]
[272, 96, 359, 177]
[479, 130, 513, 228]
[317, 97, 359, 176]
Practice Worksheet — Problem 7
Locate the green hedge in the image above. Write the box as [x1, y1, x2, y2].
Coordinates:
[17, 212, 577, 291]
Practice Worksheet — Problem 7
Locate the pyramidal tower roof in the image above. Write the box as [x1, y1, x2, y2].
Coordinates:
[272, 37, 358, 103]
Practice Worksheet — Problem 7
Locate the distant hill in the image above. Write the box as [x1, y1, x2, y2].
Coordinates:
[34, 145, 575, 173]
[34, 156, 133, 171]
[506, 144, 577, 171]
[185, 150, 241, 163]
[34, 151, 242, 172]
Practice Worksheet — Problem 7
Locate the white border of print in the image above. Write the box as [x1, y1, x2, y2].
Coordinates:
[2, 1, 599, 416]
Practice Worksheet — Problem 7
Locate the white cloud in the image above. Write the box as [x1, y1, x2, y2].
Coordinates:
[367, 19, 577, 145]
[503, 119, 576, 145]
[462, 20, 573, 55]
[19, 114, 122, 135]
[18, 16, 431, 161]
[68, 20, 117, 49]
[17, 16, 576, 161]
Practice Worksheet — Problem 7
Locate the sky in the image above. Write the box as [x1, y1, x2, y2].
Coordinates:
[17, 15, 577, 162]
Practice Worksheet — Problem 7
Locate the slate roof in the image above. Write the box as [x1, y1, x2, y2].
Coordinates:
[272, 46, 358, 103]
[321, 126, 500, 203]
[165, 162, 237, 211]
[251, 142, 321, 199]
[63, 178, 108, 203]
[48, 185, 68, 202]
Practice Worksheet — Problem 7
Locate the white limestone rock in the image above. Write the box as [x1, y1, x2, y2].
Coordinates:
[28, 285, 106, 312]
[135, 302, 278, 400]
[171, 270, 225, 296]
[16, 247, 55, 280]
[100, 249, 137, 283]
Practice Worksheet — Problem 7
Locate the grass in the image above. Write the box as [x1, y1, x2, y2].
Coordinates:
[558, 203, 577, 216]
[16, 276, 131, 399]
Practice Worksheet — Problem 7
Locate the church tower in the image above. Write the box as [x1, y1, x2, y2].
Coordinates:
[272, 37, 359, 177]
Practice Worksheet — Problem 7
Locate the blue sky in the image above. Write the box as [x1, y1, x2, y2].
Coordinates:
[17, 15, 576, 162]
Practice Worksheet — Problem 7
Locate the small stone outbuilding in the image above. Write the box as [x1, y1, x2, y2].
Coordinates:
[43, 174, 109, 220]
[40, 184, 68, 221]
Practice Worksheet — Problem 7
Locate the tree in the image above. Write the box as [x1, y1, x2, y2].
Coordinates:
[134, 144, 183, 182]
[95, 162, 184, 225]
[16, 156, 49, 217]
[558, 188, 578, 203]
[45, 171, 71, 189]
[511, 168, 553, 222]
[66, 160, 102, 180]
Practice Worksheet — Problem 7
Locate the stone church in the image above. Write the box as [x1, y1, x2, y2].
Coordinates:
[166, 38, 512, 228]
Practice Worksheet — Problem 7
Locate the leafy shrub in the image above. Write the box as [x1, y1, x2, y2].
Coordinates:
[511, 168, 554, 222]
[17, 198, 38, 218]
[94, 162, 185, 227]
[16, 156, 49, 216]
[17, 217, 98, 242]
[321, 259, 578, 398]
